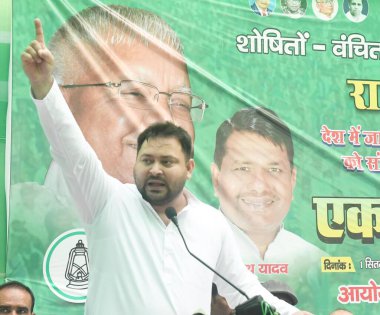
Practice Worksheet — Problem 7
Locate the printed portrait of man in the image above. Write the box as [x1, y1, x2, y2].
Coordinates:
[312, 0, 338, 21]
[211, 107, 327, 295]
[8, 3, 207, 304]
[250, 0, 275, 17]
[344, 0, 368, 23]
[281, 0, 307, 18]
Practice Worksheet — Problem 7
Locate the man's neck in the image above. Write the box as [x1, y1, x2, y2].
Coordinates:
[153, 192, 188, 226]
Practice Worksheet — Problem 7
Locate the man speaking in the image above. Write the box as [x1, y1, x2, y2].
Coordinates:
[21, 15, 313, 315]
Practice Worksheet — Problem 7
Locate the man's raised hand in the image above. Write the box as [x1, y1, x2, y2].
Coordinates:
[21, 18, 54, 99]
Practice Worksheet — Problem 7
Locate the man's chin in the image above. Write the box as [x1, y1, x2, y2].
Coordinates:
[148, 197, 168, 206]
[142, 194, 165, 204]
[244, 207, 266, 214]
[139, 185, 183, 207]
[142, 191, 173, 206]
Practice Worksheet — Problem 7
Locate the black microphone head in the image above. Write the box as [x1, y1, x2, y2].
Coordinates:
[165, 207, 177, 220]
[165, 207, 178, 225]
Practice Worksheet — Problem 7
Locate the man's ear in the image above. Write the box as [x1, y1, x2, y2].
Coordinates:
[291, 166, 297, 188]
[210, 163, 221, 197]
[186, 159, 195, 179]
[291, 165, 297, 199]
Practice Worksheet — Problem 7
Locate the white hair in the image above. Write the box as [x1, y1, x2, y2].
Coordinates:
[49, 5, 184, 83]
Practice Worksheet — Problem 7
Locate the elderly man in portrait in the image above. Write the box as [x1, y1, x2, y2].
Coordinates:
[281, 0, 306, 18]
[313, 0, 338, 21]
[9, 3, 208, 307]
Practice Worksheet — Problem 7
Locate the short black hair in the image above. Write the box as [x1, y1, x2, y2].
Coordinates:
[0, 281, 35, 312]
[137, 122, 193, 161]
[214, 106, 294, 168]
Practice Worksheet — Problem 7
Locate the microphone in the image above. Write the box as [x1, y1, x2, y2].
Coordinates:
[165, 207, 179, 226]
[165, 207, 250, 300]
[165, 207, 280, 315]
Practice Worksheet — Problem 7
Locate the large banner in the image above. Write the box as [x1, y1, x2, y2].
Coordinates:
[7, 0, 380, 314]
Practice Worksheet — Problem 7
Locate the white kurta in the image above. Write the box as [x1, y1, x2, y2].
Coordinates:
[33, 80, 299, 315]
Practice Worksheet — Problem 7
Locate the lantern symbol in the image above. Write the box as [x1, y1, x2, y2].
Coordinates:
[65, 239, 89, 289]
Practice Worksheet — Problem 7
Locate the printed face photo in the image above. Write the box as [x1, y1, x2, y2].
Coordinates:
[349, 0, 363, 16]
[281, 0, 306, 17]
[212, 131, 296, 234]
[316, 0, 334, 16]
[344, 0, 367, 22]
[313, 0, 337, 20]
[285, 0, 302, 13]
[62, 41, 194, 185]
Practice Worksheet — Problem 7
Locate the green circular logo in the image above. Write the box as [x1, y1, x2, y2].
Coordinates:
[43, 229, 89, 303]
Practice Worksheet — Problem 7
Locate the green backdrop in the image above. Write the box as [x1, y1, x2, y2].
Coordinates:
[5, 0, 380, 314]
